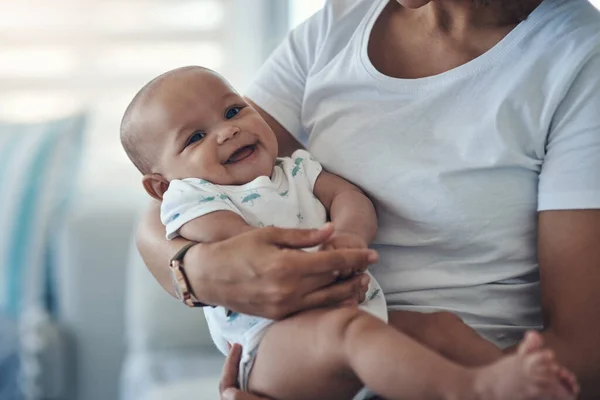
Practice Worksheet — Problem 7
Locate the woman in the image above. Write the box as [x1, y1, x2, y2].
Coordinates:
[137, 0, 600, 398]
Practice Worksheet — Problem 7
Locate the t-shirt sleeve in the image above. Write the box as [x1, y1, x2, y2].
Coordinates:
[538, 51, 600, 211]
[244, 6, 327, 143]
[290, 149, 323, 191]
[160, 179, 244, 240]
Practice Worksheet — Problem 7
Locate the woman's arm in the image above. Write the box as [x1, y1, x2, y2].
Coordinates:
[537, 209, 600, 399]
[137, 199, 190, 298]
[136, 200, 376, 319]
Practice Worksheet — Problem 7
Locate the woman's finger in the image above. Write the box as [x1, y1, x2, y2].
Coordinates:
[291, 248, 378, 277]
[222, 388, 270, 400]
[279, 250, 374, 301]
[219, 343, 243, 394]
[221, 388, 241, 400]
[300, 273, 369, 310]
[264, 224, 334, 248]
[219, 344, 271, 400]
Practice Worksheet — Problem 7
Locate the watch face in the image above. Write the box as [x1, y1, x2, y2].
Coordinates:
[169, 268, 184, 301]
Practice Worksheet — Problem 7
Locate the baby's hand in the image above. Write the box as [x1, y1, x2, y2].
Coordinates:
[320, 231, 368, 251]
[320, 230, 371, 302]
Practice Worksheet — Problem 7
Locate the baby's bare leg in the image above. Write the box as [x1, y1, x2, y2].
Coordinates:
[248, 307, 576, 400]
[248, 307, 367, 400]
[248, 306, 472, 400]
[388, 310, 504, 366]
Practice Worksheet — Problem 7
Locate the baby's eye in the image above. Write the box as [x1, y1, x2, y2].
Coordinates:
[186, 131, 205, 147]
[225, 106, 242, 120]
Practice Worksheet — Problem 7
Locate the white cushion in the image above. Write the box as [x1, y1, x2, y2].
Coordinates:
[124, 227, 220, 352]
[147, 377, 221, 400]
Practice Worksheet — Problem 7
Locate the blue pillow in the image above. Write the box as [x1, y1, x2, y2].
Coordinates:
[0, 114, 86, 318]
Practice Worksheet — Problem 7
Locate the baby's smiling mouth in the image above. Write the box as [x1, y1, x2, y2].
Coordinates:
[224, 144, 257, 164]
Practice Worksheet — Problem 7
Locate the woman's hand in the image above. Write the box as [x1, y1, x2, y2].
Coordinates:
[320, 231, 368, 251]
[219, 344, 271, 400]
[185, 223, 377, 320]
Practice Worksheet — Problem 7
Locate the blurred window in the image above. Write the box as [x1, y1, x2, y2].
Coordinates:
[0, 0, 278, 193]
[289, 0, 325, 28]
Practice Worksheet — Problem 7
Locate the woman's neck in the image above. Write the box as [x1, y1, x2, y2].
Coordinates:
[394, 0, 543, 35]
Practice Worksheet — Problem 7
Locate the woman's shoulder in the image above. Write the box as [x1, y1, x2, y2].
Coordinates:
[520, 0, 600, 80]
[532, 0, 600, 51]
[301, 0, 379, 47]
[322, 0, 376, 20]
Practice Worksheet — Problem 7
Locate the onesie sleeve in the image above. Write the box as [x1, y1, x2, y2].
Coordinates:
[538, 50, 600, 211]
[161, 179, 244, 239]
[289, 149, 323, 192]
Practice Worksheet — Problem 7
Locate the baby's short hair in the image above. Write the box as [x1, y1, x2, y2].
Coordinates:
[120, 73, 165, 175]
[120, 66, 214, 175]
[120, 88, 153, 175]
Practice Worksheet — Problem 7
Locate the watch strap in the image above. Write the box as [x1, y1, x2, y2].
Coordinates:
[171, 242, 197, 263]
[170, 242, 210, 308]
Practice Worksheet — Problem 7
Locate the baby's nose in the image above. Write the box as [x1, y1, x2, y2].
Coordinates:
[216, 126, 240, 144]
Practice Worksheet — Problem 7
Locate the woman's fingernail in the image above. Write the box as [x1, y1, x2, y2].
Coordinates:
[332, 270, 340, 277]
[341, 299, 356, 306]
[368, 250, 379, 262]
[319, 222, 333, 231]
[360, 275, 370, 286]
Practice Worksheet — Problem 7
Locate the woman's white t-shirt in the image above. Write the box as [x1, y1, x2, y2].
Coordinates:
[245, 0, 600, 347]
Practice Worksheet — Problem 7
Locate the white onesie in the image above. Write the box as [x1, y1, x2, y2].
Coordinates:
[160, 149, 387, 390]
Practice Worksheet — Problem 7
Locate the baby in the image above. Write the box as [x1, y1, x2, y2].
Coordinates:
[120, 66, 578, 400]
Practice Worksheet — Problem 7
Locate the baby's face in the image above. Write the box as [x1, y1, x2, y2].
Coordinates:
[145, 70, 278, 185]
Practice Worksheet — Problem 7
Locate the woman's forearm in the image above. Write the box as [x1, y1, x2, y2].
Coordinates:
[535, 210, 600, 399]
[540, 330, 600, 399]
[136, 200, 193, 298]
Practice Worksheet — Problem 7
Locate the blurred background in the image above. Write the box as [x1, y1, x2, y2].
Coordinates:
[0, 1, 599, 400]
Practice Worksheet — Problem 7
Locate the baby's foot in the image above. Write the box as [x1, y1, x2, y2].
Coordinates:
[471, 331, 577, 400]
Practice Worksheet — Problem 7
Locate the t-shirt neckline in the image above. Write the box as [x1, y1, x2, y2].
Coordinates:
[359, 0, 557, 91]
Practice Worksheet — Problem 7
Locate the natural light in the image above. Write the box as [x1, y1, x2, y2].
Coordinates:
[290, 0, 326, 28]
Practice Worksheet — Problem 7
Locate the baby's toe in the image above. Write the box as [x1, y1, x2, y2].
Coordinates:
[557, 367, 579, 395]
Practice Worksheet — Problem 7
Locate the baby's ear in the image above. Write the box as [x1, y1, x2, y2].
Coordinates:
[142, 174, 169, 200]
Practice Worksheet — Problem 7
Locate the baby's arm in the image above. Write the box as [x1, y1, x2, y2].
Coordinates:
[179, 211, 254, 243]
[162, 180, 255, 243]
[313, 171, 377, 248]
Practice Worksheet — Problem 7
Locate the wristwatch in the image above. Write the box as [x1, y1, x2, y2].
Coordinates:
[169, 242, 209, 307]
